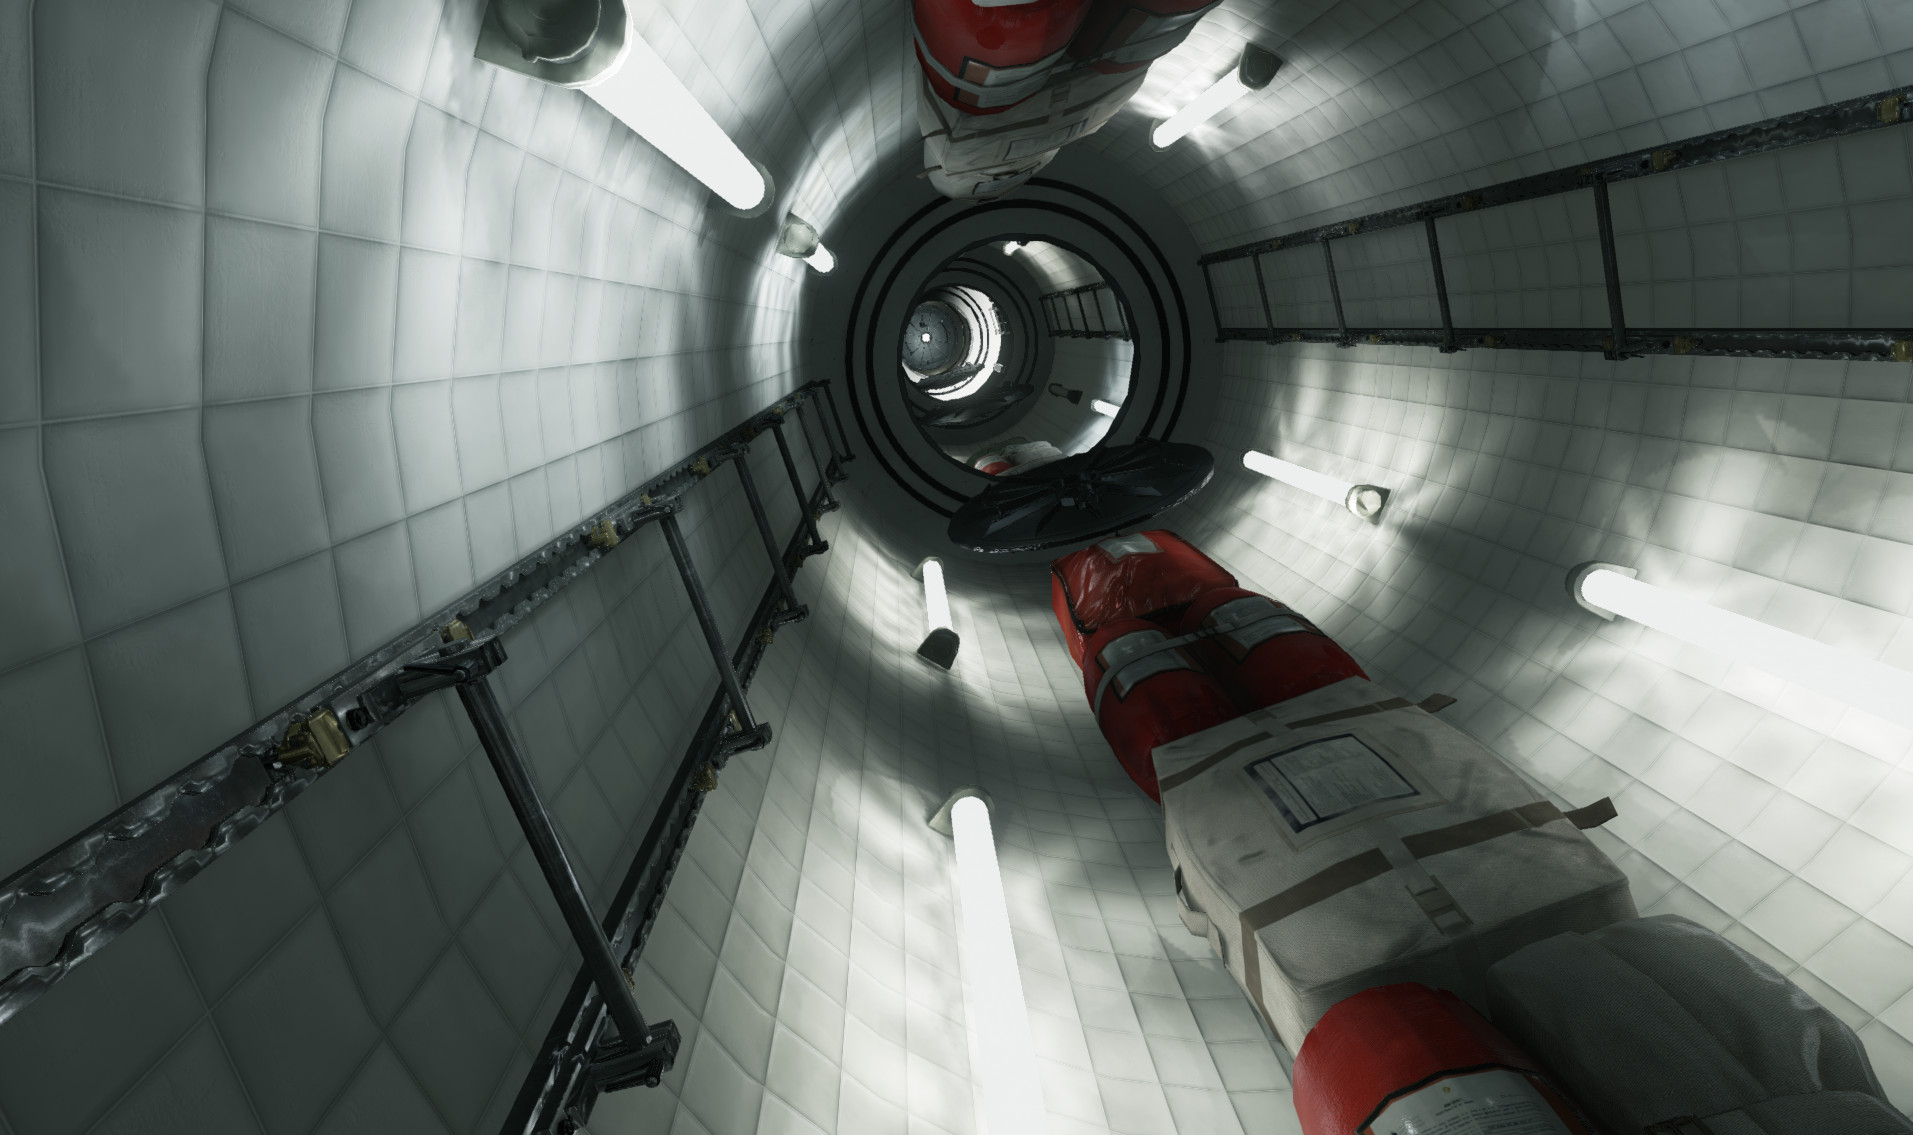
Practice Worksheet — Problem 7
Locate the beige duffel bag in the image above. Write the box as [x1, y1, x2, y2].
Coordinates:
[1155, 676, 1636, 1054]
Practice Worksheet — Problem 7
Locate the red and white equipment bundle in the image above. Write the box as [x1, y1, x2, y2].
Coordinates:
[1153, 675, 1635, 1053]
[1293, 983, 1597, 1135]
[1051, 531, 1365, 800]
[911, 0, 1220, 200]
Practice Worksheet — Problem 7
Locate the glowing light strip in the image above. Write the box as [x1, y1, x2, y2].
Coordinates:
[1152, 69, 1249, 148]
[805, 244, 835, 273]
[951, 797, 1049, 1135]
[921, 558, 952, 633]
[585, 33, 767, 211]
[1090, 399, 1120, 417]
[1577, 568, 1913, 730]
[1244, 449, 1353, 504]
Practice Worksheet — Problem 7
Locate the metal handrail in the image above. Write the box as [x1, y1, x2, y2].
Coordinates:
[0, 382, 855, 1047]
[503, 472, 838, 1133]
[1198, 85, 1913, 363]
[1041, 280, 1130, 340]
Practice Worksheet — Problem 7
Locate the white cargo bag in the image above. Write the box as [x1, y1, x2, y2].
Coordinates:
[1486, 915, 1913, 1135]
[1154, 676, 1635, 1054]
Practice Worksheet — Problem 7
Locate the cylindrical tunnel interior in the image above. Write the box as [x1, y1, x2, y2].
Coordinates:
[3, 2, 1913, 1135]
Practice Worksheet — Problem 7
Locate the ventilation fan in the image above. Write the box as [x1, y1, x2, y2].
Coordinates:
[947, 440, 1215, 553]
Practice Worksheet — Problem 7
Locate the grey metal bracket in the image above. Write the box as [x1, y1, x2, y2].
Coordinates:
[792, 403, 841, 508]
[820, 385, 856, 465]
[770, 421, 829, 554]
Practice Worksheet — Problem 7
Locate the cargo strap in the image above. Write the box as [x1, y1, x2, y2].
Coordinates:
[1234, 796, 1616, 1034]
[1157, 731, 1271, 794]
[1284, 693, 1457, 729]
[1155, 693, 1453, 794]
[912, 25, 1069, 109]
[1089, 606, 1318, 718]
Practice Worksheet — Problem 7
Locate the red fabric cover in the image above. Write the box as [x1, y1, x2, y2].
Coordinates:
[913, 0, 1090, 113]
[1067, 0, 1215, 72]
[1081, 618, 1240, 802]
[978, 459, 1013, 475]
[1294, 984, 1592, 1135]
[1053, 572, 1088, 667]
[1172, 587, 1367, 713]
[1050, 530, 1235, 643]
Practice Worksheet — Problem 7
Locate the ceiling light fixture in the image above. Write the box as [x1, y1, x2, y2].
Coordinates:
[1244, 449, 1388, 520]
[585, 33, 772, 213]
[1151, 44, 1280, 149]
[1570, 563, 1913, 729]
[930, 789, 1050, 1135]
[1090, 398, 1120, 417]
[916, 557, 960, 669]
[776, 213, 834, 273]
[1003, 241, 1025, 255]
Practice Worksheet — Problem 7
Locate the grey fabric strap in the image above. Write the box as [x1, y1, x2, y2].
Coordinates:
[910, 24, 1065, 106]
[1090, 629, 1205, 718]
[1233, 794, 1618, 1031]
[1090, 605, 1314, 718]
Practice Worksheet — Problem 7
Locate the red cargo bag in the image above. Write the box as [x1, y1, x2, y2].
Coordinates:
[1294, 984, 1595, 1135]
[913, 0, 1090, 114]
[1052, 572, 1088, 666]
[1051, 531, 1235, 665]
[1171, 587, 1366, 713]
[1082, 617, 1240, 801]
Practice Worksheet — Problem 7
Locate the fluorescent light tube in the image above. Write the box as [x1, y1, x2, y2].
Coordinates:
[585, 32, 769, 212]
[921, 557, 951, 633]
[1090, 398, 1120, 417]
[950, 795, 1050, 1135]
[1152, 44, 1279, 149]
[1571, 563, 1913, 730]
[1244, 449, 1387, 519]
[1152, 71, 1248, 148]
[917, 558, 959, 668]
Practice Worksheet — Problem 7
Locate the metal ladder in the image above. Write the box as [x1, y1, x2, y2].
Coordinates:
[0, 382, 856, 1132]
[1198, 85, 1913, 365]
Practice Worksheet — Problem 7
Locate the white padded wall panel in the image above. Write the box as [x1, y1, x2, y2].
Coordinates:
[0, 0, 873, 1127]
[1084, 0, 1913, 250]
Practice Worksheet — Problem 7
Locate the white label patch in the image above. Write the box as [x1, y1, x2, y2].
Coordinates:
[1097, 533, 1160, 561]
[1245, 734, 1418, 833]
[1364, 1069, 1575, 1135]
